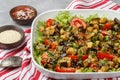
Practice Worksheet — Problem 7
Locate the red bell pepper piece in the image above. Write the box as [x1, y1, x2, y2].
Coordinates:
[50, 42, 57, 50]
[56, 66, 75, 72]
[68, 55, 88, 61]
[68, 54, 88, 61]
[82, 55, 88, 61]
[97, 52, 114, 60]
[70, 18, 86, 29]
[44, 38, 51, 45]
[68, 55, 78, 61]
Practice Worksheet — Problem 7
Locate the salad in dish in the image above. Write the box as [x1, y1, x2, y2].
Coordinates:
[33, 11, 120, 72]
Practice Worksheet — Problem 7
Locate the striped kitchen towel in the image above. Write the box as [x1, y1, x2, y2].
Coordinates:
[0, 0, 120, 80]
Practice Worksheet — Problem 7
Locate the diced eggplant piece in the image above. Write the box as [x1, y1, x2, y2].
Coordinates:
[114, 18, 120, 25]
[59, 57, 71, 67]
[76, 61, 83, 67]
[60, 62, 68, 67]
[62, 46, 68, 53]
[112, 25, 119, 31]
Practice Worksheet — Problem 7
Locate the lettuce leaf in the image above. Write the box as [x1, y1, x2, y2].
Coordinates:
[55, 11, 71, 27]
[86, 14, 98, 23]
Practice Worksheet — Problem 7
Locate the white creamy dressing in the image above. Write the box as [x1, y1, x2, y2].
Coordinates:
[0, 30, 22, 44]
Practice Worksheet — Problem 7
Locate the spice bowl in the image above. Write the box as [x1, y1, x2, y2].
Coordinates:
[10, 5, 37, 25]
[0, 25, 25, 49]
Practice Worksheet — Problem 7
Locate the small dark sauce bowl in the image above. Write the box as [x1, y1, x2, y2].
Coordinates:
[10, 5, 37, 25]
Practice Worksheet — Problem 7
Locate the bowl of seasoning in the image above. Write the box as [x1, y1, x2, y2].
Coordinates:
[0, 25, 25, 49]
[10, 5, 37, 25]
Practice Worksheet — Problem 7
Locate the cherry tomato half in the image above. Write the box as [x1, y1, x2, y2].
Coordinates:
[70, 18, 86, 29]
[46, 18, 54, 27]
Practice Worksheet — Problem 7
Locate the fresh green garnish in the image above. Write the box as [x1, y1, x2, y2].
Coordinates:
[55, 11, 71, 27]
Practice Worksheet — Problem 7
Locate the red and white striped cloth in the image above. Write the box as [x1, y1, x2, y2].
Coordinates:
[0, 0, 120, 80]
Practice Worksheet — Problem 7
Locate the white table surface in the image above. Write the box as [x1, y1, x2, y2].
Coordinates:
[0, 0, 119, 30]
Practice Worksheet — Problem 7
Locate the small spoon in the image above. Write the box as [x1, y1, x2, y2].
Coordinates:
[0, 56, 22, 68]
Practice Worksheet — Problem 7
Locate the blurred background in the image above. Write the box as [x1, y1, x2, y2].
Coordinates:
[0, 0, 119, 29]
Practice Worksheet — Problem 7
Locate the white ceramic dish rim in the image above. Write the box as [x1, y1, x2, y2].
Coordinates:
[31, 9, 120, 78]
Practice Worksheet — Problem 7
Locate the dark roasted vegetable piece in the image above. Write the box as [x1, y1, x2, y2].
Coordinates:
[114, 18, 120, 25]
[59, 41, 68, 46]
[60, 62, 68, 67]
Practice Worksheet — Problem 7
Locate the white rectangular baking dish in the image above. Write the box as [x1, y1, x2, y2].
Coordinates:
[31, 9, 120, 79]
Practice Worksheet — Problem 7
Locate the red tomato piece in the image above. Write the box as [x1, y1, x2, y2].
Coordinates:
[56, 66, 75, 72]
[68, 54, 88, 61]
[41, 52, 49, 65]
[68, 55, 78, 61]
[101, 31, 109, 36]
[97, 52, 114, 60]
[101, 22, 111, 30]
[82, 55, 88, 61]
[46, 18, 54, 27]
[50, 42, 58, 50]
[90, 62, 98, 71]
[44, 38, 51, 45]
[70, 18, 86, 29]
